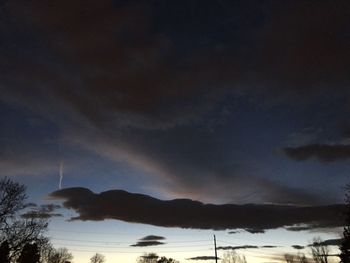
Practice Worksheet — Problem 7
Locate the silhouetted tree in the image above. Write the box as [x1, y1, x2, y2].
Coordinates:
[0, 177, 27, 228]
[297, 253, 308, 263]
[90, 253, 105, 263]
[340, 184, 350, 263]
[137, 253, 179, 263]
[137, 253, 159, 263]
[2, 214, 48, 260]
[310, 237, 329, 263]
[38, 240, 55, 263]
[284, 253, 308, 263]
[221, 250, 247, 263]
[285, 253, 295, 263]
[0, 240, 10, 263]
[46, 247, 73, 263]
[157, 256, 179, 263]
[0, 177, 48, 261]
[17, 243, 40, 263]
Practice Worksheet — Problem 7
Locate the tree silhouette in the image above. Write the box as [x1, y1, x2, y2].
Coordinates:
[0, 177, 48, 261]
[221, 250, 247, 263]
[47, 247, 74, 263]
[137, 253, 179, 263]
[17, 243, 40, 263]
[340, 184, 350, 263]
[0, 240, 10, 263]
[157, 256, 179, 263]
[284, 253, 309, 263]
[90, 253, 105, 263]
[0, 177, 27, 228]
[310, 237, 329, 263]
[137, 253, 159, 263]
[2, 217, 48, 259]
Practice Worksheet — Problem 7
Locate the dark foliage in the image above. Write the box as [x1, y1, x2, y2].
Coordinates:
[0, 177, 27, 227]
[339, 184, 350, 263]
[18, 243, 40, 263]
[0, 241, 10, 263]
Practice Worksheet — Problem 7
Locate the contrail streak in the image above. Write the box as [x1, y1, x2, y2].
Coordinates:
[59, 161, 64, 189]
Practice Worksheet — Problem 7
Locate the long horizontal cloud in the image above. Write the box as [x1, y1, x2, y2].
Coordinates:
[286, 226, 314, 232]
[284, 144, 350, 162]
[131, 241, 165, 247]
[244, 229, 265, 234]
[140, 235, 165, 241]
[50, 187, 346, 231]
[187, 256, 220, 261]
[217, 245, 258, 250]
[292, 245, 305, 250]
[131, 235, 166, 247]
[217, 245, 277, 250]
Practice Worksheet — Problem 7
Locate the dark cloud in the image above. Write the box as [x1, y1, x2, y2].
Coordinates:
[187, 256, 220, 261]
[1, 0, 350, 205]
[130, 241, 165, 247]
[309, 238, 342, 247]
[49, 187, 345, 231]
[286, 226, 314, 232]
[244, 228, 265, 234]
[21, 211, 63, 219]
[284, 144, 350, 162]
[217, 245, 277, 250]
[140, 235, 166, 241]
[228, 230, 241, 234]
[261, 246, 278, 248]
[217, 245, 258, 250]
[131, 235, 166, 247]
[21, 203, 63, 219]
[292, 245, 305, 250]
[3, 0, 350, 125]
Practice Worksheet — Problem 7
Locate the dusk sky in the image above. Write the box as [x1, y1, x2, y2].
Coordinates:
[1, 1, 350, 262]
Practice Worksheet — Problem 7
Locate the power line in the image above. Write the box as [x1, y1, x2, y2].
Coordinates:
[217, 237, 289, 247]
[49, 228, 212, 238]
[57, 248, 212, 254]
[49, 236, 212, 245]
[51, 241, 213, 249]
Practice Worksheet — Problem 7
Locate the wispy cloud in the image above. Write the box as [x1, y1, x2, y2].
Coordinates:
[21, 203, 62, 219]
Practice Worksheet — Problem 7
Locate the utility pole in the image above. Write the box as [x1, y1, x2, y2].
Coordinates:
[214, 235, 218, 263]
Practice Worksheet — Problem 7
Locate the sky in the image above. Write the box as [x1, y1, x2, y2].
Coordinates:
[1, 0, 350, 262]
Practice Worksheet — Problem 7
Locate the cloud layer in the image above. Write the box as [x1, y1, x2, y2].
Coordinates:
[50, 187, 345, 231]
[284, 144, 350, 162]
[1, 0, 350, 205]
